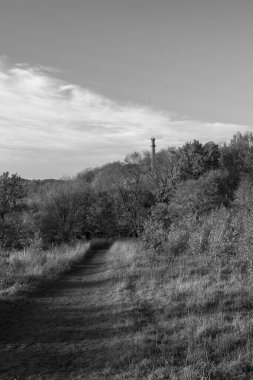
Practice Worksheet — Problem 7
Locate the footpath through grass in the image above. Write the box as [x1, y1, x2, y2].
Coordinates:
[107, 239, 253, 379]
[1, 238, 253, 379]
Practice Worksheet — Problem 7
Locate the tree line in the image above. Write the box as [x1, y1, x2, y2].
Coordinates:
[1, 131, 253, 250]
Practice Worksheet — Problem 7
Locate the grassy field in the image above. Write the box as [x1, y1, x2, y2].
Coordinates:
[1, 235, 253, 378]
[107, 238, 253, 379]
[0, 241, 90, 296]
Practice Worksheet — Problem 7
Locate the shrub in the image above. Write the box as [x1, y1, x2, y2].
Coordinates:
[0, 212, 35, 249]
[169, 170, 233, 221]
[188, 206, 253, 278]
[38, 180, 91, 245]
[0, 172, 27, 248]
[141, 217, 192, 260]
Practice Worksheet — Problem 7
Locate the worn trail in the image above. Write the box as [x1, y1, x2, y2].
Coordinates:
[0, 245, 136, 380]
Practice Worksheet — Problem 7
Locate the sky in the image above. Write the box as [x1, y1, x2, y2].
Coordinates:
[0, 0, 253, 179]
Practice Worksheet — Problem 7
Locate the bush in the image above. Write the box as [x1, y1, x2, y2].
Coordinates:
[141, 216, 192, 260]
[37, 180, 91, 245]
[189, 206, 253, 278]
[0, 213, 35, 249]
[168, 170, 233, 221]
[150, 203, 171, 228]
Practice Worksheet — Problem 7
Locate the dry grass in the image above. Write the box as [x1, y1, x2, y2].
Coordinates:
[0, 241, 90, 296]
[1, 231, 253, 378]
[104, 238, 253, 379]
[1, 237, 253, 378]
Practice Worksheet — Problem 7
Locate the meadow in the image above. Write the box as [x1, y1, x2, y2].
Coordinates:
[106, 211, 253, 379]
[1, 211, 253, 378]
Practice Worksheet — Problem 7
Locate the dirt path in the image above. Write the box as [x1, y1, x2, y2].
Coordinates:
[0, 244, 137, 380]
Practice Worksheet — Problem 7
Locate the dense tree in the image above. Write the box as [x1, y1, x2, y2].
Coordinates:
[203, 141, 220, 171]
[221, 132, 253, 185]
[177, 140, 221, 180]
[0, 172, 32, 248]
[151, 141, 221, 203]
[1, 131, 253, 250]
[87, 191, 123, 237]
[177, 140, 206, 180]
[88, 155, 154, 236]
[76, 168, 100, 185]
[168, 170, 232, 221]
[38, 180, 92, 244]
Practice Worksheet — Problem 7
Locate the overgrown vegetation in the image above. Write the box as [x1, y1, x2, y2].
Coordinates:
[2, 131, 251, 248]
[106, 132, 253, 378]
[0, 134, 252, 277]
[2, 130, 253, 376]
[106, 234, 253, 379]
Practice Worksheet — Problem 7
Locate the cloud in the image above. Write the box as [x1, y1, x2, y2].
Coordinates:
[0, 59, 250, 178]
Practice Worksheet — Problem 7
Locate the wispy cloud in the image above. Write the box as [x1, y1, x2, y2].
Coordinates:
[0, 59, 250, 178]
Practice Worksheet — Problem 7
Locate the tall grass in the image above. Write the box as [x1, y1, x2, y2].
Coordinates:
[108, 238, 140, 280]
[0, 240, 90, 296]
[106, 207, 253, 378]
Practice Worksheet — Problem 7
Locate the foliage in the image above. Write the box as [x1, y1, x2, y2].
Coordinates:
[168, 169, 232, 221]
[150, 202, 171, 228]
[1, 130, 253, 250]
[3, 130, 253, 378]
[0, 172, 23, 220]
[37, 180, 91, 244]
[87, 191, 123, 237]
[177, 140, 220, 180]
[0, 213, 34, 249]
[152, 141, 221, 203]
[152, 148, 180, 203]
[0, 172, 27, 248]
[92, 156, 155, 236]
[220, 131, 253, 188]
